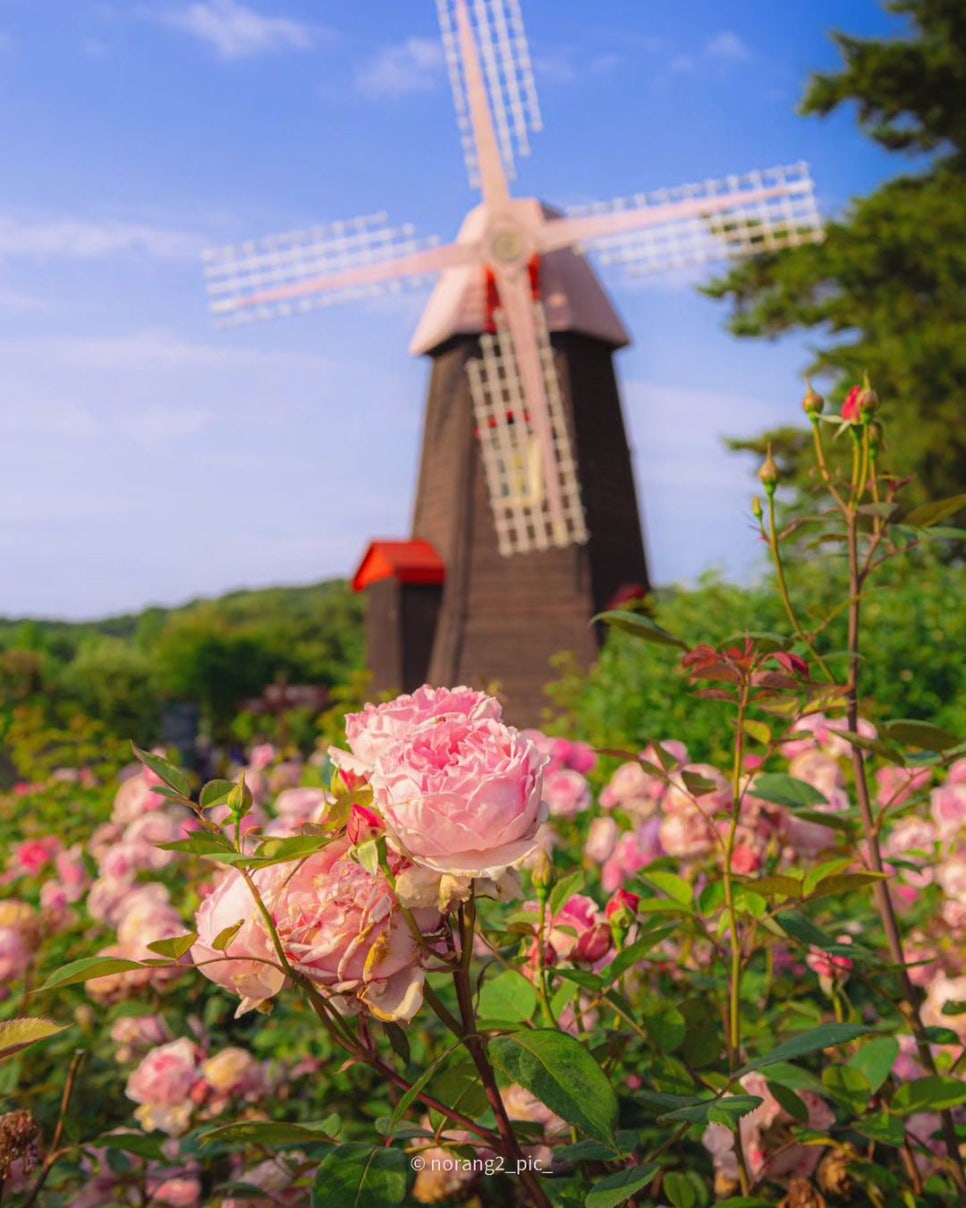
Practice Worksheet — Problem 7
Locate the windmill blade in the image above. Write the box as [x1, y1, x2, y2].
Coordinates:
[204, 214, 474, 326]
[540, 162, 822, 273]
[467, 293, 587, 556]
[437, 0, 542, 189]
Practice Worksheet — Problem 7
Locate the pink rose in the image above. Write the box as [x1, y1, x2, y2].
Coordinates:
[126, 1038, 201, 1136]
[543, 768, 591, 819]
[369, 716, 547, 878]
[336, 685, 502, 774]
[584, 816, 618, 863]
[193, 868, 288, 1014]
[931, 782, 966, 840]
[601, 820, 664, 893]
[11, 837, 61, 876]
[270, 837, 438, 1022]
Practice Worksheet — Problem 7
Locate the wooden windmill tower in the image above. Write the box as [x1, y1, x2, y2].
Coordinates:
[204, 0, 822, 724]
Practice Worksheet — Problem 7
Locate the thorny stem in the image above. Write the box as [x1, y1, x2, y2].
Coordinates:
[842, 483, 966, 1197]
[721, 681, 752, 1196]
[765, 491, 834, 682]
[452, 902, 553, 1208]
[21, 1049, 86, 1208]
[534, 893, 557, 1027]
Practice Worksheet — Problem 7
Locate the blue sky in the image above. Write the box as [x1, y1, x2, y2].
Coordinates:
[0, 0, 902, 619]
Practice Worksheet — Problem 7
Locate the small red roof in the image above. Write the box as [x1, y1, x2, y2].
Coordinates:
[352, 539, 446, 592]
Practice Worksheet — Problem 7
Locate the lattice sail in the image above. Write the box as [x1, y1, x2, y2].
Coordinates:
[467, 302, 587, 556]
[437, 0, 542, 187]
[568, 162, 822, 276]
[204, 213, 440, 325]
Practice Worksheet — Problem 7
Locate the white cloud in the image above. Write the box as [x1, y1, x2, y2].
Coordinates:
[666, 31, 752, 77]
[0, 215, 204, 261]
[159, 0, 320, 61]
[355, 37, 444, 99]
[706, 32, 751, 61]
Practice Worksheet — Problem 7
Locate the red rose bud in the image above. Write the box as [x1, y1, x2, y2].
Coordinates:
[802, 378, 824, 417]
[572, 922, 613, 965]
[841, 386, 862, 424]
[605, 889, 640, 921]
[347, 803, 383, 844]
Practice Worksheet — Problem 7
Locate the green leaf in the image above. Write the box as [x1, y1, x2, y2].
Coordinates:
[584, 1162, 660, 1208]
[592, 610, 687, 649]
[848, 1036, 898, 1094]
[427, 1063, 490, 1128]
[879, 719, 962, 751]
[0, 1018, 68, 1060]
[202, 1118, 339, 1149]
[311, 1144, 408, 1208]
[663, 1171, 699, 1208]
[659, 1094, 762, 1125]
[553, 1140, 622, 1162]
[97, 1132, 168, 1160]
[766, 1080, 808, 1123]
[775, 911, 871, 961]
[213, 920, 244, 951]
[160, 831, 235, 856]
[477, 969, 537, 1024]
[146, 933, 196, 960]
[603, 925, 678, 982]
[199, 779, 236, 808]
[548, 869, 586, 917]
[37, 956, 144, 992]
[642, 870, 693, 906]
[735, 1023, 873, 1077]
[680, 769, 719, 796]
[749, 773, 828, 809]
[902, 495, 966, 529]
[490, 1030, 618, 1145]
[822, 1064, 870, 1113]
[255, 834, 333, 863]
[741, 719, 772, 746]
[641, 999, 686, 1053]
[853, 1113, 906, 1147]
[132, 744, 190, 797]
[892, 1075, 966, 1116]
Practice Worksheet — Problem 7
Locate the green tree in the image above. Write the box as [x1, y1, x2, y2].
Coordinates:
[705, 0, 966, 507]
[60, 636, 162, 740]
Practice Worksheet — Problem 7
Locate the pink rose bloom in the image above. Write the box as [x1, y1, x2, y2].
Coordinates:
[275, 787, 329, 824]
[54, 846, 88, 902]
[543, 768, 591, 819]
[221, 1157, 304, 1208]
[271, 837, 438, 1022]
[0, 925, 34, 992]
[111, 1014, 173, 1063]
[147, 1173, 202, 1207]
[584, 816, 618, 863]
[883, 817, 937, 891]
[704, 1073, 833, 1182]
[788, 750, 844, 799]
[519, 733, 597, 777]
[249, 743, 276, 771]
[11, 836, 61, 876]
[931, 782, 966, 840]
[601, 820, 663, 893]
[369, 716, 547, 878]
[938, 857, 966, 903]
[807, 935, 853, 982]
[193, 867, 288, 1015]
[599, 761, 662, 818]
[112, 771, 167, 826]
[201, 1047, 265, 1097]
[126, 1038, 201, 1136]
[335, 684, 502, 774]
[876, 764, 931, 809]
[541, 894, 611, 965]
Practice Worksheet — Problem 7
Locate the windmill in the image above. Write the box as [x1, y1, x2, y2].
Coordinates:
[203, 0, 822, 724]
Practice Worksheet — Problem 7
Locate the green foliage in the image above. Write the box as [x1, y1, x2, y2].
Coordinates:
[705, 0, 966, 508]
[549, 557, 966, 760]
[0, 579, 365, 773]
